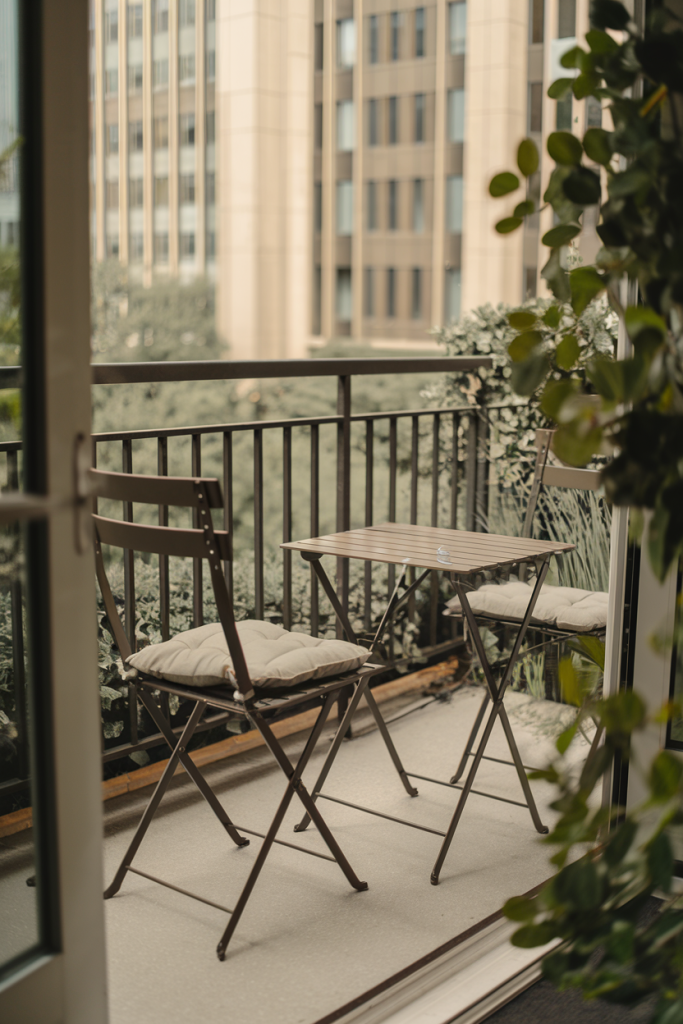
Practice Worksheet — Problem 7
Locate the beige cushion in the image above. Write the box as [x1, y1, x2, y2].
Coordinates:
[445, 581, 608, 633]
[125, 619, 370, 690]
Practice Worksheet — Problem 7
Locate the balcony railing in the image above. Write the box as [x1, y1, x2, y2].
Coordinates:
[0, 356, 501, 803]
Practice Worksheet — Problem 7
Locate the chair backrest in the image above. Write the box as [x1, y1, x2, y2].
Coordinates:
[90, 468, 254, 701]
[521, 429, 602, 540]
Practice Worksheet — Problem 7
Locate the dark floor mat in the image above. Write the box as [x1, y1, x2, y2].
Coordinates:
[486, 980, 657, 1023]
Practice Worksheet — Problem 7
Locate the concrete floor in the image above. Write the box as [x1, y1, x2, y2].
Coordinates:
[0, 686, 590, 1024]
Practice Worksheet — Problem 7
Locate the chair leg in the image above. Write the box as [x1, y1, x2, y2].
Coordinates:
[497, 704, 548, 835]
[363, 686, 418, 797]
[104, 701, 206, 898]
[450, 692, 490, 785]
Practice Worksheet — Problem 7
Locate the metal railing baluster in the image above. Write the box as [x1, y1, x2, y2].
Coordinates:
[191, 434, 203, 627]
[430, 414, 441, 647]
[310, 425, 319, 637]
[7, 451, 28, 781]
[336, 376, 351, 639]
[121, 439, 138, 745]
[223, 432, 233, 600]
[283, 426, 292, 631]
[388, 416, 397, 658]
[408, 415, 419, 621]
[465, 413, 477, 532]
[253, 428, 264, 621]
[158, 437, 170, 642]
[364, 419, 373, 632]
[450, 411, 459, 531]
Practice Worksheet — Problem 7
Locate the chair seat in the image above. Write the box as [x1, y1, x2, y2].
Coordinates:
[125, 619, 370, 690]
[445, 581, 608, 633]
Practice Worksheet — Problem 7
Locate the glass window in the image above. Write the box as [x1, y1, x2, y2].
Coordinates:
[336, 268, 352, 321]
[129, 178, 143, 207]
[369, 14, 379, 63]
[367, 181, 377, 230]
[391, 12, 401, 60]
[153, 117, 168, 148]
[445, 267, 461, 321]
[153, 59, 168, 88]
[206, 51, 216, 81]
[337, 18, 356, 68]
[128, 4, 143, 38]
[179, 55, 196, 83]
[106, 180, 119, 208]
[556, 93, 572, 130]
[415, 8, 425, 57]
[336, 100, 355, 151]
[314, 182, 322, 232]
[524, 266, 537, 299]
[386, 267, 396, 316]
[105, 8, 118, 43]
[154, 232, 169, 262]
[152, 0, 169, 33]
[206, 230, 216, 258]
[412, 268, 422, 318]
[388, 96, 398, 144]
[448, 88, 465, 142]
[180, 114, 196, 146]
[447, 175, 463, 233]
[180, 173, 195, 203]
[530, 0, 544, 43]
[336, 181, 353, 235]
[206, 0, 216, 21]
[154, 176, 169, 205]
[206, 171, 216, 203]
[179, 0, 196, 27]
[388, 180, 398, 230]
[180, 232, 196, 258]
[414, 93, 425, 142]
[106, 232, 120, 257]
[586, 95, 602, 127]
[106, 123, 119, 155]
[129, 121, 143, 151]
[315, 104, 323, 149]
[128, 64, 143, 93]
[364, 267, 374, 316]
[314, 23, 324, 71]
[413, 178, 424, 232]
[206, 110, 216, 143]
[558, 0, 576, 38]
[449, 2, 467, 55]
[368, 98, 379, 145]
[529, 82, 543, 132]
[130, 232, 144, 261]
[106, 68, 118, 95]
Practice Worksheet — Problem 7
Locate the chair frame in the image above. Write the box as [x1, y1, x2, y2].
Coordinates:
[92, 468, 375, 960]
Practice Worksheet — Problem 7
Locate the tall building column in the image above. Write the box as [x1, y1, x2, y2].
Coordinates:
[195, 0, 206, 276]
[168, 0, 179, 275]
[321, 0, 336, 340]
[118, 0, 129, 263]
[142, 0, 153, 286]
[431, 0, 447, 326]
[94, 0, 106, 261]
[351, 1, 364, 341]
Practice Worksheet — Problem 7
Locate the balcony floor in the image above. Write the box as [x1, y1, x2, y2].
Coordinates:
[0, 685, 591, 1024]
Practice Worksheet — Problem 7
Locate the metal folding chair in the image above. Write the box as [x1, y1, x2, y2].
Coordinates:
[93, 468, 374, 960]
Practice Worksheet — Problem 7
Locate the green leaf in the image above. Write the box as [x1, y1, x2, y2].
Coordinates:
[591, 0, 630, 30]
[510, 352, 550, 396]
[652, 1000, 683, 1024]
[490, 172, 520, 197]
[517, 138, 539, 177]
[556, 334, 580, 370]
[573, 72, 600, 100]
[495, 216, 523, 234]
[649, 750, 683, 802]
[583, 127, 612, 165]
[547, 131, 583, 166]
[562, 167, 601, 206]
[624, 305, 667, 344]
[604, 819, 637, 866]
[609, 165, 651, 199]
[508, 310, 537, 330]
[648, 831, 674, 890]
[570, 266, 605, 315]
[554, 857, 602, 910]
[559, 657, 582, 706]
[553, 423, 602, 466]
[541, 249, 571, 302]
[542, 223, 581, 247]
[509, 330, 543, 362]
[601, 690, 647, 734]
[548, 77, 574, 100]
[607, 920, 635, 963]
[556, 720, 578, 755]
[513, 200, 535, 217]
[503, 895, 537, 922]
[585, 28, 619, 54]
[573, 634, 605, 670]
[543, 305, 562, 329]
[540, 378, 576, 419]
[560, 46, 586, 70]
[511, 923, 558, 948]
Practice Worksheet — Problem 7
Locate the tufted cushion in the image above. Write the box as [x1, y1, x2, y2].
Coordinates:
[445, 581, 608, 633]
[125, 619, 370, 691]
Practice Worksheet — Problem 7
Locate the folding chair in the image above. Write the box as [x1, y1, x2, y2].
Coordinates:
[444, 428, 607, 786]
[93, 468, 375, 960]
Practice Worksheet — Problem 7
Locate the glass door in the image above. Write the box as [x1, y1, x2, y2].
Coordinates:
[0, 1, 107, 1020]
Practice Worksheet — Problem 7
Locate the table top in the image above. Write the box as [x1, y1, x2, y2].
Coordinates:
[282, 522, 574, 575]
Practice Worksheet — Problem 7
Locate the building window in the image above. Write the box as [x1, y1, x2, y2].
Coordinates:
[129, 178, 144, 207]
[524, 266, 537, 299]
[128, 64, 143, 92]
[336, 268, 352, 322]
[180, 114, 196, 146]
[558, 0, 576, 37]
[314, 182, 322, 232]
[446, 175, 463, 233]
[179, 0, 196, 26]
[180, 233, 196, 258]
[314, 23, 324, 71]
[386, 268, 396, 317]
[413, 178, 424, 232]
[106, 123, 119, 155]
[154, 232, 169, 262]
[412, 268, 422, 319]
[152, 0, 169, 33]
[106, 69, 118, 95]
[106, 180, 119, 208]
[337, 100, 355, 151]
[530, 0, 544, 43]
[529, 82, 543, 133]
[206, 171, 216, 204]
[337, 18, 356, 68]
[336, 181, 353, 235]
[364, 267, 374, 316]
[206, 0, 216, 20]
[556, 94, 572, 130]
[586, 95, 602, 127]
[367, 181, 378, 230]
[153, 117, 168, 148]
[206, 110, 215, 144]
[313, 265, 322, 333]
[315, 104, 323, 149]
[414, 93, 425, 142]
[153, 60, 168, 88]
[130, 233, 144, 261]
[106, 233, 120, 258]
[390, 12, 401, 60]
[368, 98, 379, 145]
[449, 2, 467, 55]
[129, 121, 143, 151]
[105, 8, 118, 43]
[154, 177, 169, 205]
[388, 96, 398, 144]
[448, 89, 465, 142]
[206, 231, 216, 258]
[128, 4, 143, 38]
[369, 14, 379, 63]
[180, 174, 196, 203]
[445, 268, 461, 321]
[179, 55, 196, 83]
[415, 8, 425, 57]
[206, 51, 216, 81]
[388, 180, 398, 230]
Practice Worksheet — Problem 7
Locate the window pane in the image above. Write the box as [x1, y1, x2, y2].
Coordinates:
[528, 82, 543, 133]
[388, 180, 398, 230]
[368, 98, 378, 145]
[153, 59, 168, 88]
[447, 175, 463, 233]
[314, 23, 324, 71]
[413, 179, 424, 232]
[412, 268, 422, 319]
[129, 178, 143, 207]
[180, 114, 196, 146]
[386, 267, 396, 316]
[445, 268, 461, 321]
[336, 100, 355, 151]
[364, 267, 374, 316]
[530, 0, 544, 43]
[415, 8, 425, 58]
[556, 93, 572, 130]
[153, 117, 168, 148]
[336, 180, 353, 235]
[180, 173, 195, 203]
[128, 4, 143, 39]
[388, 96, 398, 144]
[367, 181, 377, 230]
[154, 177, 169, 205]
[152, 0, 169, 33]
[558, 0, 576, 38]
[179, 0, 196, 27]
[414, 93, 425, 142]
[369, 14, 379, 63]
[449, 2, 467, 55]
[391, 11, 401, 60]
[448, 89, 465, 142]
[337, 18, 356, 68]
[336, 268, 352, 320]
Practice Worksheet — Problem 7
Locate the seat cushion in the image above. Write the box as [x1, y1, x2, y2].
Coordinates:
[125, 619, 370, 690]
[445, 581, 608, 633]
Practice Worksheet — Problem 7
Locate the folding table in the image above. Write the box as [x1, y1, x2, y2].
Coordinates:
[283, 522, 574, 884]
